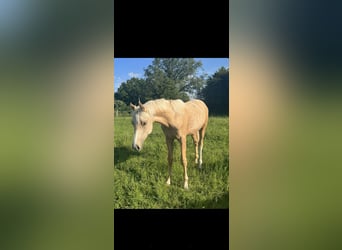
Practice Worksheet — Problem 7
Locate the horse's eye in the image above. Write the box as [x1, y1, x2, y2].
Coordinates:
[141, 121, 146, 126]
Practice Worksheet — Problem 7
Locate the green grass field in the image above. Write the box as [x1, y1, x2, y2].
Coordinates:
[114, 116, 229, 208]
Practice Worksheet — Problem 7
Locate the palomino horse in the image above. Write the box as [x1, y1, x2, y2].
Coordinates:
[130, 98, 209, 189]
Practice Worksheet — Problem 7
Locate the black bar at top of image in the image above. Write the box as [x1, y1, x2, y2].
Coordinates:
[114, 209, 229, 250]
[114, 0, 229, 58]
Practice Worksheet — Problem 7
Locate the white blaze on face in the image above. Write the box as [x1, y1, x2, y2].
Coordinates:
[131, 110, 153, 151]
[132, 112, 140, 147]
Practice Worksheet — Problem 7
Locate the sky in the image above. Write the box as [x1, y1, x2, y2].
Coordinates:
[114, 58, 229, 92]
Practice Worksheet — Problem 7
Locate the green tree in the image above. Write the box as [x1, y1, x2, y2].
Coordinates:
[114, 99, 130, 116]
[200, 67, 229, 116]
[114, 58, 206, 105]
[114, 77, 148, 104]
[144, 58, 205, 101]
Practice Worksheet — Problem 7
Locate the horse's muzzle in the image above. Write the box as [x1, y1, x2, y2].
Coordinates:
[132, 144, 141, 152]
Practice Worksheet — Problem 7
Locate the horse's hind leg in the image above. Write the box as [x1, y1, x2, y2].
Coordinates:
[198, 123, 208, 169]
[192, 132, 199, 165]
[180, 136, 189, 189]
[165, 137, 174, 185]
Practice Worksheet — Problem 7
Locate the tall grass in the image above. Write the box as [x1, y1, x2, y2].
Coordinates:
[114, 116, 229, 208]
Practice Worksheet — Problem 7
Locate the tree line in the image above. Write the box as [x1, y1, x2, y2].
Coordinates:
[114, 58, 229, 116]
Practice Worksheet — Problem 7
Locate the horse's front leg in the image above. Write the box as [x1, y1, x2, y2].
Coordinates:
[166, 137, 174, 186]
[180, 137, 189, 189]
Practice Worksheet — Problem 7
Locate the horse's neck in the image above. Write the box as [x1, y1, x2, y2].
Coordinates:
[146, 100, 173, 127]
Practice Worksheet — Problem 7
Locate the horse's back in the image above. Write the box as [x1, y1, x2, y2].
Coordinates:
[185, 99, 208, 131]
[186, 99, 208, 117]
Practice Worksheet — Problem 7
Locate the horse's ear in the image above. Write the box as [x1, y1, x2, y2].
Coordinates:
[130, 103, 137, 110]
[138, 100, 145, 111]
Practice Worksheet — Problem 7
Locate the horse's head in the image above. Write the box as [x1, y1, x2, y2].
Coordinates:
[130, 100, 153, 152]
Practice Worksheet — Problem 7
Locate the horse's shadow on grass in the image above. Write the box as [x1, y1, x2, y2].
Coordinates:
[114, 146, 139, 164]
